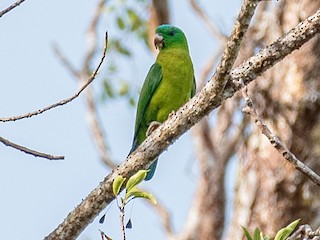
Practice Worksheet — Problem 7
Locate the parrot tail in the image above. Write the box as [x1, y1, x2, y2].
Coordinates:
[145, 159, 158, 181]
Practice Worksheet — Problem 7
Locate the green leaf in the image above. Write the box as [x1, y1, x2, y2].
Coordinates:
[127, 8, 141, 31]
[274, 219, 300, 240]
[126, 190, 157, 205]
[253, 228, 262, 240]
[129, 97, 135, 106]
[242, 226, 253, 240]
[113, 175, 126, 196]
[116, 16, 126, 30]
[125, 170, 148, 192]
[118, 82, 129, 96]
[103, 80, 115, 98]
[114, 41, 131, 56]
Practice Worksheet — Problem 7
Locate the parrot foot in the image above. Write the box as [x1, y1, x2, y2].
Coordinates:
[168, 110, 176, 118]
[146, 121, 161, 137]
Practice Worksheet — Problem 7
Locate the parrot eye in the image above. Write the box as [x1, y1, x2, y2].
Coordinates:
[168, 31, 175, 36]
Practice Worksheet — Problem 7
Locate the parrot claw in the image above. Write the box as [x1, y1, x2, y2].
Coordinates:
[168, 110, 176, 117]
[146, 121, 161, 137]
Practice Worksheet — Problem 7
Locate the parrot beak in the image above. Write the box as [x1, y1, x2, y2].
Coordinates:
[154, 33, 164, 49]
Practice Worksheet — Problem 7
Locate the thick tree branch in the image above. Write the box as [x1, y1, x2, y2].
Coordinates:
[0, 136, 64, 160]
[45, 8, 320, 239]
[212, 0, 259, 99]
[44, 1, 260, 239]
[44, 3, 320, 240]
[0, 32, 108, 123]
[0, 0, 26, 18]
[241, 84, 320, 186]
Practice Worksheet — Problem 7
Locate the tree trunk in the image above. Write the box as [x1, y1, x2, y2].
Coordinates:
[227, 1, 320, 239]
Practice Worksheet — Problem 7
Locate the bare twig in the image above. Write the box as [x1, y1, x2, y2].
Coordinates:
[115, 198, 126, 240]
[0, 32, 108, 123]
[288, 224, 320, 240]
[79, 0, 116, 169]
[0, 0, 26, 18]
[241, 84, 320, 186]
[82, 0, 107, 72]
[53, 44, 116, 169]
[0, 135, 64, 160]
[52, 44, 79, 78]
[120, 208, 126, 240]
[189, 0, 228, 42]
[52, 0, 115, 169]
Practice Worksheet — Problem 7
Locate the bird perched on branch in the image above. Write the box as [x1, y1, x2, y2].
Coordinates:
[129, 24, 196, 180]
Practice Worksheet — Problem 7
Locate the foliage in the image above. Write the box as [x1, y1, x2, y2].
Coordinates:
[242, 219, 300, 240]
[101, 0, 150, 106]
[113, 170, 157, 205]
[100, 170, 157, 239]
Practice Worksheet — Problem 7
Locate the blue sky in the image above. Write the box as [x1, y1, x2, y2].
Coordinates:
[0, 1, 240, 239]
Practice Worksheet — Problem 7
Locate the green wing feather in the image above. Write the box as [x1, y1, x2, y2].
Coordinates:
[130, 63, 162, 153]
[191, 76, 196, 97]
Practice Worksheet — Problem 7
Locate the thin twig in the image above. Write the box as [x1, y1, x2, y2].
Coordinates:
[52, 44, 79, 78]
[144, 189, 174, 237]
[241, 83, 320, 187]
[79, 0, 116, 168]
[120, 206, 126, 240]
[0, 136, 64, 160]
[189, 0, 228, 42]
[52, 0, 116, 169]
[288, 224, 320, 240]
[83, 0, 107, 72]
[0, 32, 108, 123]
[0, 0, 26, 18]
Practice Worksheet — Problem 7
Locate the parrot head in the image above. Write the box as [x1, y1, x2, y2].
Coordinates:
[154, 24, 189, 51]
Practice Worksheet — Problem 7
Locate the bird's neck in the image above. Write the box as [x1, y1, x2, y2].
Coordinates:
[157, 48, 190, 63]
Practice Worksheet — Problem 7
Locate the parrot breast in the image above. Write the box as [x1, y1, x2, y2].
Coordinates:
[146, 48, 194, 123]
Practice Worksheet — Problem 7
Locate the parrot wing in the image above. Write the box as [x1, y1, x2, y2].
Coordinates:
[130, 62, 163, 153]
[191, 76, 196, 97]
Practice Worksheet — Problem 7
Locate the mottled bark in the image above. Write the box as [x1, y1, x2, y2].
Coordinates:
[228, 1, 320, 239]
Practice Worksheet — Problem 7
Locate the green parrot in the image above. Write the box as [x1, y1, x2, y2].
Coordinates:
[129, 24, 196, 180]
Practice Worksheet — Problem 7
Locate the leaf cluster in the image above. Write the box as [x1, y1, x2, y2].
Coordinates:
[113, 170, 157, 205]
[242, 219, 300, 240]
[100, 1, 150, 105]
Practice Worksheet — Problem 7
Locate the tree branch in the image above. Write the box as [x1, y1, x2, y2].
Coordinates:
[53, 0, 116, 168]
[288, 224, 320, 240]
[52, 44, 79, 78]
[0, 0, 26, 18]
[0, 32, 108, 123]
[241, 84, 320, 186]
[44, 5, 320, 240]
[0, 135, 64, 160]
[80, 0, 116, 169]
[44, 0, 260, 239]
